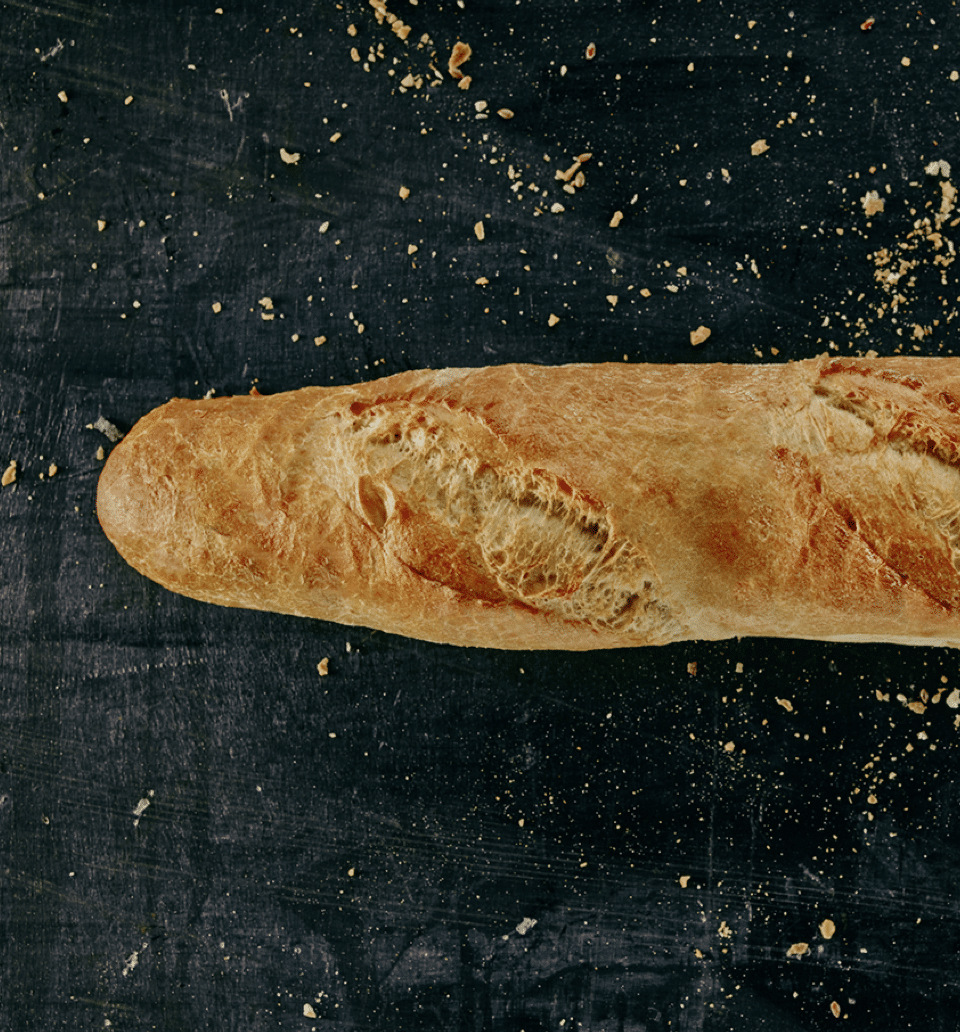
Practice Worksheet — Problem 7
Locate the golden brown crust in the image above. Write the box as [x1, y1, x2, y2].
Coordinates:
[97, 357, 960, 649]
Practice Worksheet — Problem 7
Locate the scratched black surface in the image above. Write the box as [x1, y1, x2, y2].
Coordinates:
[3, 1, 960, 1030]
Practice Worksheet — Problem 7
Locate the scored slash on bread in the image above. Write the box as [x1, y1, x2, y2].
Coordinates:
[97, 358, 960, 649]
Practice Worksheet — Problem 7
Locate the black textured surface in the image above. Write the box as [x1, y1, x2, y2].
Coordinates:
[2, 2, 960, 1030]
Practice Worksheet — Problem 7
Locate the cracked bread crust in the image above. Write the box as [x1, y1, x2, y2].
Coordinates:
[97, 357, 960, 649]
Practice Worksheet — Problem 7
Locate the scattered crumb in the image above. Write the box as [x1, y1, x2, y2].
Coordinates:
[97, 219, 107, 232]
[830, 1001, 842, 1018]
[475, 276, 489, 285]
[58, 90, 68, 102]
[497, 108, 514, 120]
[689, 325, 711, 346]
[96, 446, 105, 461]
[687, 661, 697, 676]
[735, 662, 744, 673]
[718, 921, 733, 939]
[1, 460, 16, 487]
[751, 139, 769, 156]
[861, 17, 876, 31]
[609, 210, 624, 228]
[319, 221, 330, 234]
[124, 95, 133, 105]
[946, 688, 960, 709]
[786, 942, 809, 958]
[314, 336, 327, 345]
[317, 658, 329, 676]
[474, 220, 485, 241]
[329, 131, 342, 143]
[347, 23, 357, 36]
[640, 288, 651, 297]
[258, 296, 274, 311]
[407, 244, 418, 255]
[47, 463, 57, 477]
[723, 741, 735, 753]
[279, 147, 301, 164]
[350, 46, 360, 62]
[862, 190, 884, 217]
[547, 313, 560, 327]
[776, 698, 794, 712]
[585, 43, 596, 60]
[516, 917, 537, 935]
[398, 185, 411, 199]
[449, 40, 472, 79]
[458, 75, 472, 90]
[303, 1004, 317, 1019]
[819, 919, 836, 940]
[211, 301, 222, 313]
[901, 56, 911, 67]
[679, 875, 690, 888]
[606, 294, 618, 307]
[87, 415, 123, 442]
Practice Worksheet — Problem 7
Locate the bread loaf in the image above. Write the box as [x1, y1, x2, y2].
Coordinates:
[96, 357, 960, 650]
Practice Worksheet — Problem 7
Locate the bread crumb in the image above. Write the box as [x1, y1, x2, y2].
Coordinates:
[124, 95, 133, 105]
[48, 463, 57, 478]
[314, 336, 327, 345]
[751, 139, 769, 156]
[679, 875, 690, 887]
[723, 741, 735, 753]
[407, 244, 418, 255]
[474, 220, 485, 241]
[96, 446, 105, 461]
[946, 688, 960, 708]
[347, 23, 357, 36]
[319, 221, 330, 233]
[585, 42, 596, 60]
[87, 415, 123, 441]
[862, 190, 884, 217]
[329, 131, 342, 143]
[548, 313, 560, 326]
[609, 210, 624, 227]
[97, 219, 107, 231]
[497, 108, 514, 120]
[640, 288, 651, 297]
[687, 661, 697, 675]
[258, 296, 274, 310]
[819, 919, 836, 940]
[1, 460, 16, 487]
[901, 56, 911, 67]
[735, 661, 744, 673]
[550, 202, 565, 213]
[606, 294, 618, 307]
[211, 301, 222, 313]
[317, 658, 329, 676]
[830, 1001, 842, 1018]
[303, 1004, 317, 1018]
[458, 75, 472, 90]
[776, 698, 794, 712]
[58, 90, 68, 102]
[398, 185, 411, 199]
[690, 325, 711, 346]
[787, 942, 809, 958]
[449, 40, 472, 79]
[475, 276, 489, 285]
[474, 99, 487, 113]
[350, 46, 361, 62]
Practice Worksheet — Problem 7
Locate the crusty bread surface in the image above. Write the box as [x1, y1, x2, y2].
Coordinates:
[96, 357, 960, 649]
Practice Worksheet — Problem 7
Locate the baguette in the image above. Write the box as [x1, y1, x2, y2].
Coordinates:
[97, 357, 960, 650]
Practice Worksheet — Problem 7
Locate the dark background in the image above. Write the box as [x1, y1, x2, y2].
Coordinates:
[3, 1, 960, 1029]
